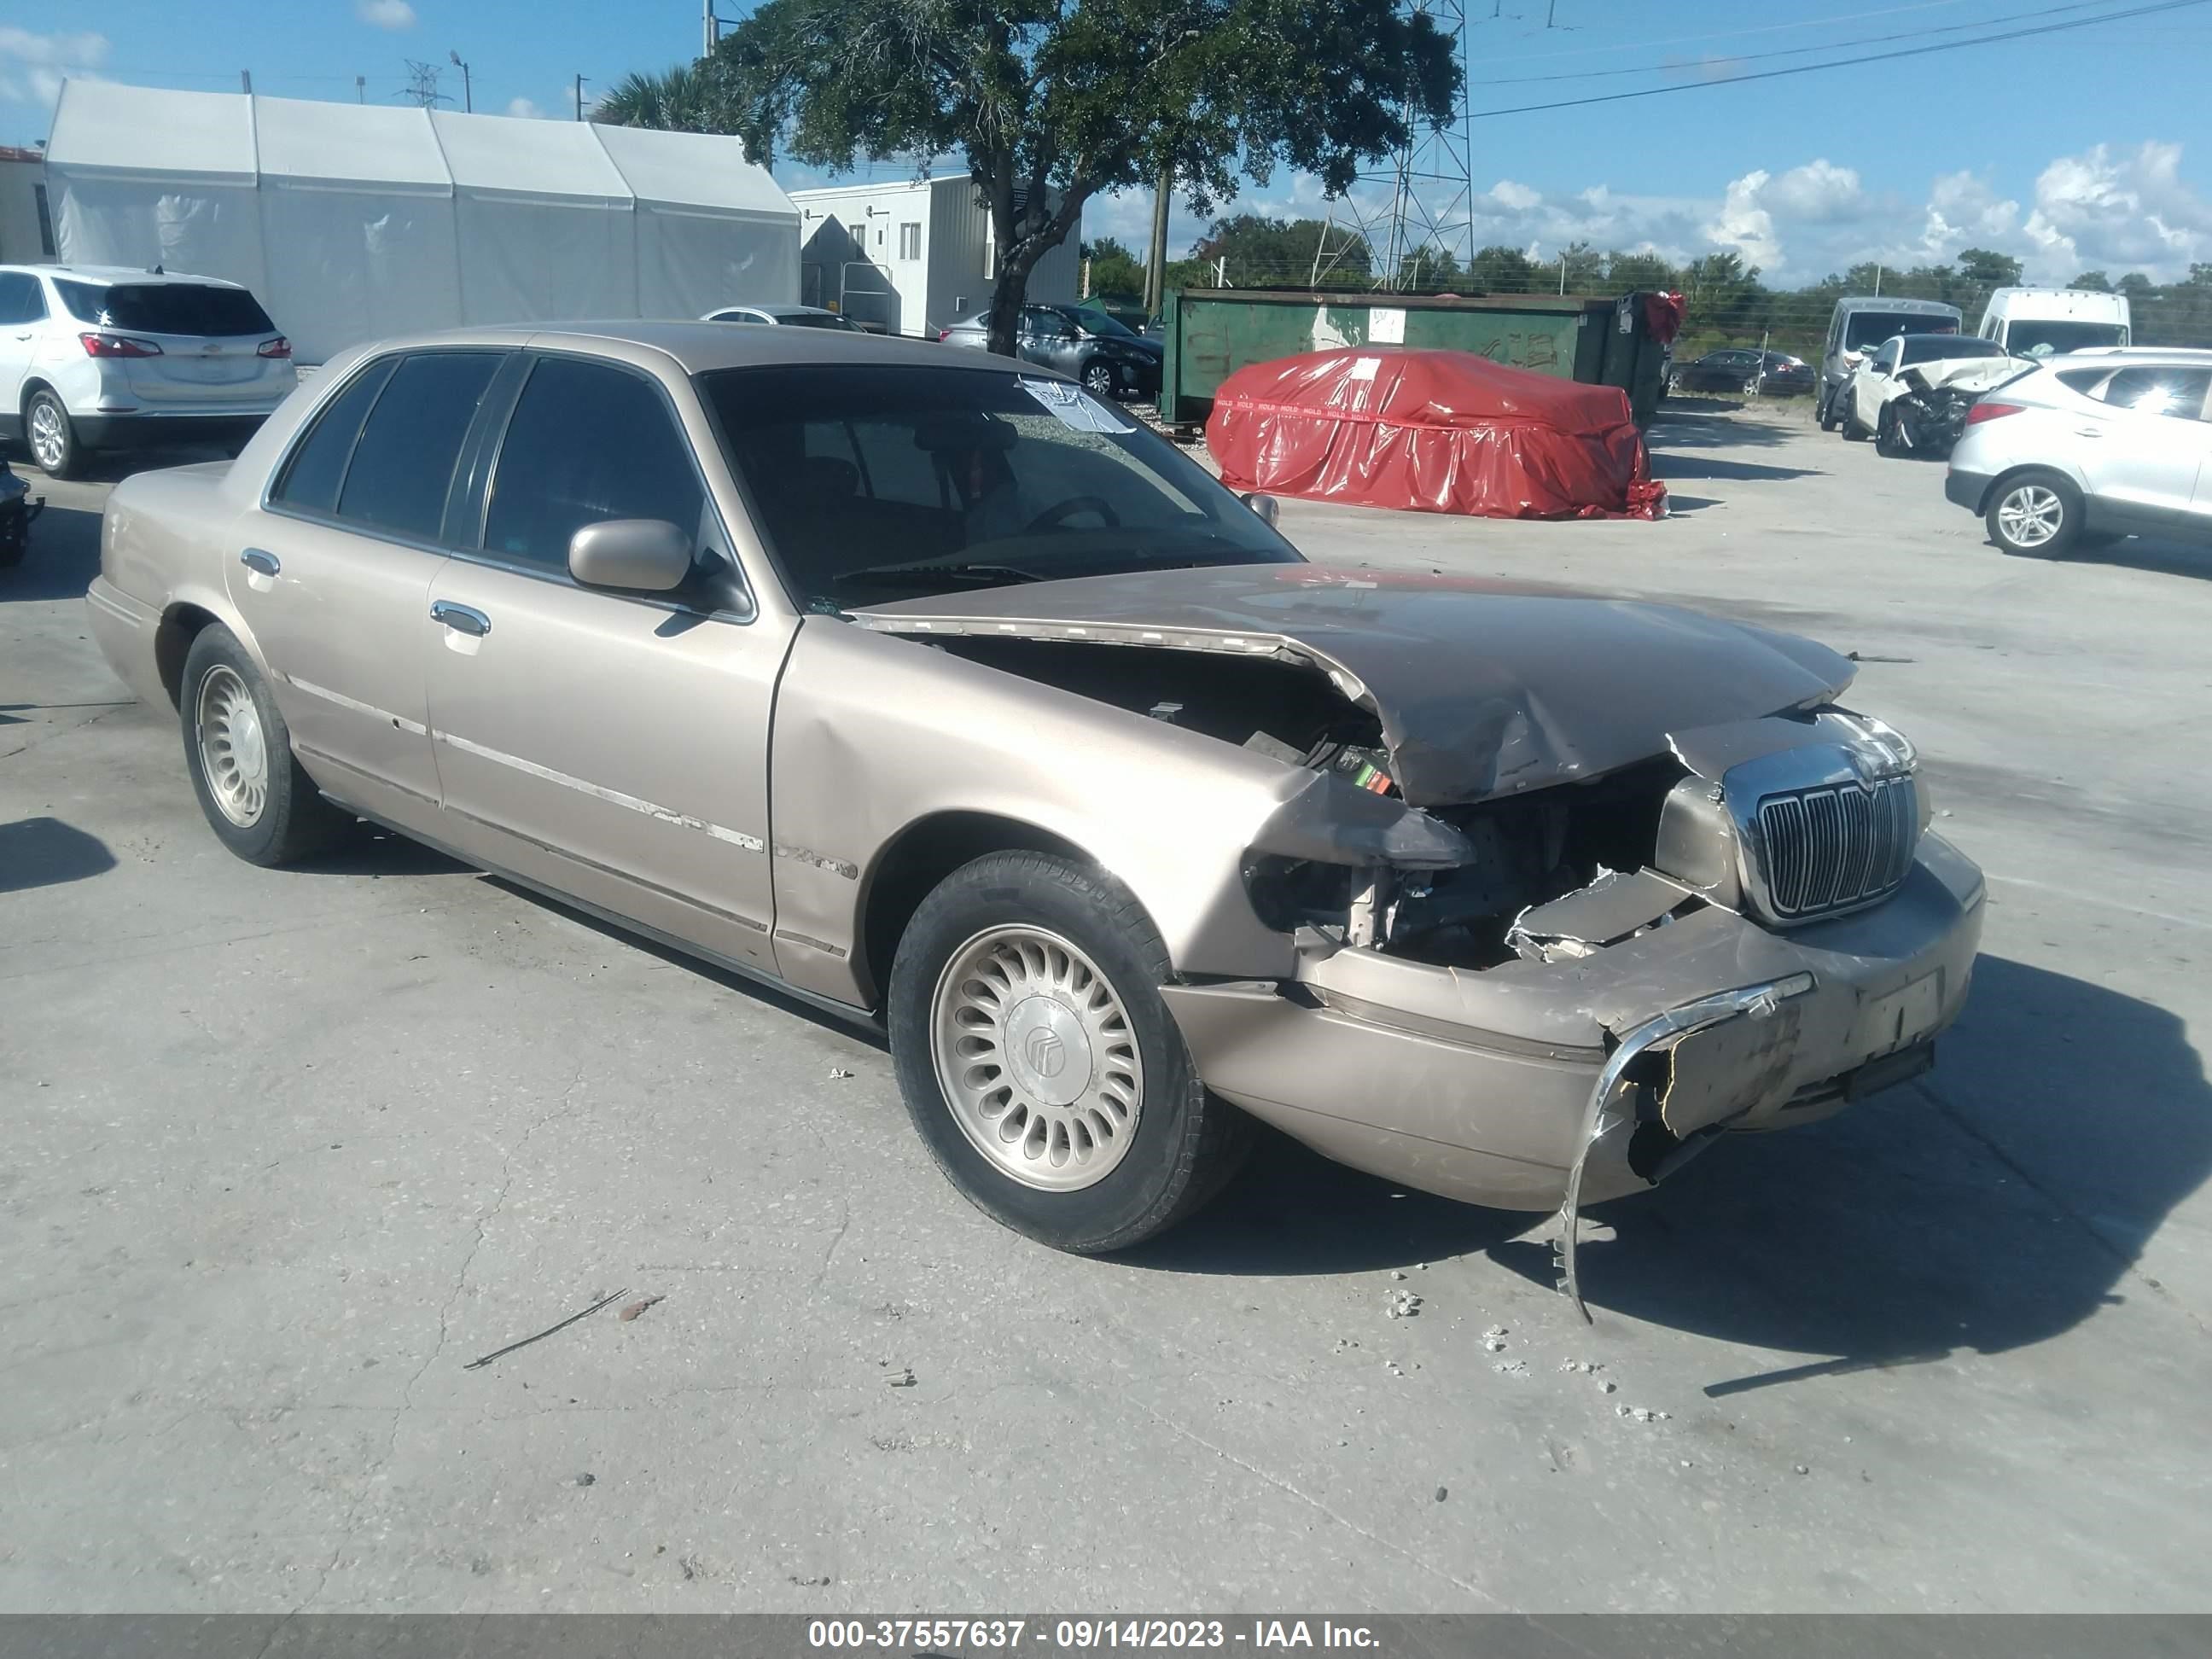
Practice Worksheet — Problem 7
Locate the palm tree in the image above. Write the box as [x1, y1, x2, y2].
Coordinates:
[592, 63, 721, 132]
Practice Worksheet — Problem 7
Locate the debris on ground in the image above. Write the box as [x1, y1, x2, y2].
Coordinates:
[462, 1286, 630, 1371]
[1332, 1337, 1362, 1352]
[1599, 1380, 1617, 1394]
[619, 1294, 665, 1323]
[1559, 1359, 1603, 1375]
[1390, 1270, 1406, 1281]
[789, 1574, 831, 1587]
[573, 1472, 596, 1487]
[888, 1366, 917, 1388]
[1384, 1360, 1406, 1377]
[1796, 1464, 1811, 1476]
[1482, 1324, 1508, 1353]
[1615, 1406, 1670, 1423]
[1385, 1289, 1422, 1319]
[1493, 1360, 1528, 1377]
[829, 1068, 855, 1080]
[1434, 1486, 1448, 1503]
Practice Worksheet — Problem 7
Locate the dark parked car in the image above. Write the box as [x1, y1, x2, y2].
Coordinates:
[1667, 348, 1813, 397]
[939, 303, 1163, 400]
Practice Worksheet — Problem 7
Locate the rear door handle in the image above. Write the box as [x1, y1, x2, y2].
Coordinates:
[430, 600, 491, 637]
[240, 547, 281, 576]
[2074, 428, 2105, 438]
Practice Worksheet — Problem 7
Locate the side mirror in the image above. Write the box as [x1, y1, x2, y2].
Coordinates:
[1242, 492, 1280, 527]
[569, 519, 694, 592]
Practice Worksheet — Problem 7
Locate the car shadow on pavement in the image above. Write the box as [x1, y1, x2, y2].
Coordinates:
[2062, 534, 2212, 584]
[0, 503, 101, 604]
[1647, 408, 1802, 451]
[0, 816, 118, 893]
[1650, 452, 1823, 483]
[1483, 954, 2209, 1380]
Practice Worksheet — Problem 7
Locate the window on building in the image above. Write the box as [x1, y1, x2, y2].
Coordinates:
[899, 222, 922, 261]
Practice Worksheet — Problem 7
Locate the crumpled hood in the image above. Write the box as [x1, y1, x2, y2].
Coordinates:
[1895, 358, 2024, 397]
[852, 564, 1855, 806]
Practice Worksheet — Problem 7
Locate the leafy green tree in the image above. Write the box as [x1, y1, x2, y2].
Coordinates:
[1958, 247, 2023, 287]
[2070, 271, 2113, 291]
[1604, 250, 1676, 293]
[705, 0, 1460, 354]
[592, 64, 724, 132]
[1194, 213, 1371, 287]
[1081, 236, 1147, 300]
[2118, 272, 2154, 296]
[1470, 244, 1539, 293]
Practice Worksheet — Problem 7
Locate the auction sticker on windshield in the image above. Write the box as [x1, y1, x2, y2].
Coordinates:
[1019, 377, 1138, 433]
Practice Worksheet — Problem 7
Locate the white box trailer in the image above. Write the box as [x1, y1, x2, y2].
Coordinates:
[787, 176, 1080, 339]
[44, 80, 800, 364]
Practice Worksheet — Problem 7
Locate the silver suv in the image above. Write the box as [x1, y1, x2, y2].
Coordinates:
[1945, 352, 2212, 557]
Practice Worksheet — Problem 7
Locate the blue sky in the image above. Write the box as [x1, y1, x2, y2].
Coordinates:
[7, 1, 2212, 282]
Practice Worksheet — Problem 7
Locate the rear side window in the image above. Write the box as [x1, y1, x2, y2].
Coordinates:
[336, 352, 504, 540]
[482, 357, 705, 571]
[2097, 367, 2212, 420]
[52, 281, 276, 337]
[271, 358, 398, 514]
[0, 272, 45, 325]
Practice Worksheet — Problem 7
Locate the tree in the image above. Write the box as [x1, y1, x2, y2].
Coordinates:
[706, 0, 1459, 354]
[1081, 236, 1148, 300]
[2070, 271, 2112, 291]
[1470, 244, 1538, 293]
[1604, 250, 1675, 293]
[2119, 271, 2154, 296]
[592, 63, 724, 132]
[1957, 247, 2023, 287]
[1194, 213, 1369, 287]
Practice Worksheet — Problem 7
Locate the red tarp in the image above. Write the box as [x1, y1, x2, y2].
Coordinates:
[1207, 346, 1667, 521]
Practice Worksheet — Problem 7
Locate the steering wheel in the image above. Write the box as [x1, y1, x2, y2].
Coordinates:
[1024, 495, 1121, 533]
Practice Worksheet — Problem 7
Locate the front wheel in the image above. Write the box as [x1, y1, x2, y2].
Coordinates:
[1985, 470, 2083, 559]
[888, 851, 1251, 1252]
[180, 624, 352, 864]
[1817, 387, 1840, 432]
[1875, 405, 1906, 457]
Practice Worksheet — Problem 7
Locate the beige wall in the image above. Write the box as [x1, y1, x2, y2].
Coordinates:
[0, 158, 55, 265]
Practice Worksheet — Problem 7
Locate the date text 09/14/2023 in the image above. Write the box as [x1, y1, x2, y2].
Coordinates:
[806, 1621, 1382, 1650]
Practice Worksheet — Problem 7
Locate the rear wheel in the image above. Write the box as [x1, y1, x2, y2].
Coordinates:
[25, 389, 78, 479]
[180, 625, 352, 864]
[888, 851, 1251, 1253]
[1985, 470, 2083, 560]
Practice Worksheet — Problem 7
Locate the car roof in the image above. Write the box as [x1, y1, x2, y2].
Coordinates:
[333, 320, 1049, 377]
[2054, 346, 2212, 361]
[709, 303, 843, 319]
[1832, 295, 1959, 314]
[9, 263, 252, 289]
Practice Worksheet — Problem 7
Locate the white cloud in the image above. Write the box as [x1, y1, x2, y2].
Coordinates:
[2020, 142, 2211, 279]
[1762, 160, 1866, 224]
[1705, 169, 1781, 271]
[355, 0, 416, 31]
[1484, 178, 1540, 212]
[0, 26, 109, 108]
[505, 96, 542, 119]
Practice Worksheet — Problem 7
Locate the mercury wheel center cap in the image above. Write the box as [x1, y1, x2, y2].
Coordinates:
[1004, 995, 1091, 1108]
[230, 702, 268, 788]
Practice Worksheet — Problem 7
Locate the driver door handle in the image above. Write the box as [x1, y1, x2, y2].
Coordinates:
[240, 547, 280, 577]
[2074, 428, 2105, 438]
[431, 600, 492, 637]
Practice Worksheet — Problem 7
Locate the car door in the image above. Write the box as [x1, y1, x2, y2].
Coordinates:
[421, 350, 785, 969]
[1021, 306, 1080, 375]
[229, 349, 506, 827]
[1854, 341, 1899, 427]
[0, 272, 45, 423]
[2075, 366, 2212, 523]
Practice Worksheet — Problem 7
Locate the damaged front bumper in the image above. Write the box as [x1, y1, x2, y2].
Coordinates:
[1161, 833, 1985, 1307]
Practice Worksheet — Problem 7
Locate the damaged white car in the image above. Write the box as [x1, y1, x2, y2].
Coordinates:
[1838, 334, 2024, 451]
[86, 325, 1985, 1314]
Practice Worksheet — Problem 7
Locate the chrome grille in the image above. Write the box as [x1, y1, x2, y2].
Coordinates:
[1754, 774, 1918, 920]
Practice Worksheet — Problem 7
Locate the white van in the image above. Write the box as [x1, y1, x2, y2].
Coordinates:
[1976, 287, 2131, 358]
[1815, 296, 1963, 428]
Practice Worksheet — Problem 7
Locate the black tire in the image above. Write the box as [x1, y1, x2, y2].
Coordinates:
[888, 850, 1253, 1253]
[1080, 360, 1117, 399]
[24, 388, 79, 480]
[1841, 399, 1870, 441]
[1817, 386, 1840, 432]
[179, 624, 352, 865]
[1983, 469, 2084, 560]
[1875, 405, 1905, 457]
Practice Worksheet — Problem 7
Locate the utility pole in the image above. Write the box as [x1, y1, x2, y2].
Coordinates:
[240, 70, 252, 94]
[448, 50, 472, 113]
[705, 0, 718, 57]
[403, 60, 447, 108]
[355, 75, 365, 103]
[1143, 166, 1171, 315]
[573, 73, 588, 120]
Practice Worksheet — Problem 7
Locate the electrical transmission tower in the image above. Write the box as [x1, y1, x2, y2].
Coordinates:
[400, 60, 450, 108]
[1312, 1, 1473, 293]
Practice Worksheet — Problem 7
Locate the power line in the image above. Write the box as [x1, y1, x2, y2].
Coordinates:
[1469, 0, 2212, 118]
[1463, 0, 1988, 64]
[1466, 0, 2115, 86]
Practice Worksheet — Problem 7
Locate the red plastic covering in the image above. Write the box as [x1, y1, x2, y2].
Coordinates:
[1207, 347, 1666, 521]
[1643, 291, 1686, 346]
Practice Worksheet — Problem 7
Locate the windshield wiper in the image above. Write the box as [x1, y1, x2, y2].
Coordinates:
[830, 561, 1048, 590]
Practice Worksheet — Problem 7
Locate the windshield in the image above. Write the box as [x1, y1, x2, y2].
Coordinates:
[1074, 309, 1138, 339]
[1844, 311, 1956, 352]
[54, 280, 276, 337]
[701, 364, 1303, 608]
[1900, 335, 2008, 364]
[2008, 319, 2129, 357]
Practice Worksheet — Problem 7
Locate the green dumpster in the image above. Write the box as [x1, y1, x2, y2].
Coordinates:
[1157, 288, 1672, 432]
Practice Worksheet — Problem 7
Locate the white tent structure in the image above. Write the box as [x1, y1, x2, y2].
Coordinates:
[45, 82, 800, 362]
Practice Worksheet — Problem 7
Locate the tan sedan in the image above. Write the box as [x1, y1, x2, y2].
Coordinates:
[86, 323, 1983, 1309]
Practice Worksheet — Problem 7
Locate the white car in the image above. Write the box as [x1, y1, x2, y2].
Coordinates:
[1945, 352, 2212, 557]
[701, 303, 864, 331]
[0, 264, 297, 478]
[1834, 334, 2019, 444]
